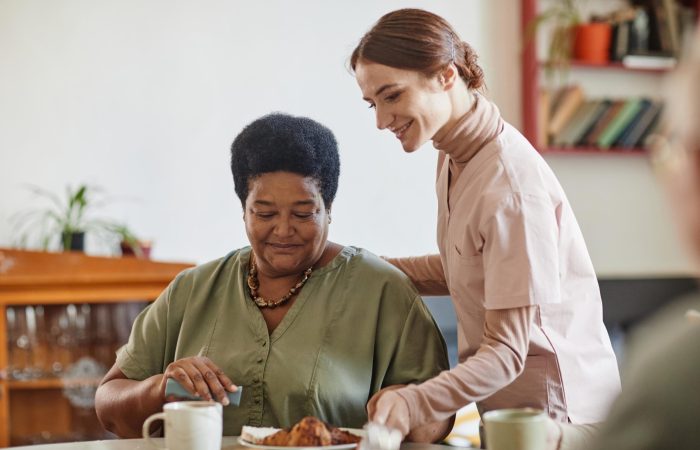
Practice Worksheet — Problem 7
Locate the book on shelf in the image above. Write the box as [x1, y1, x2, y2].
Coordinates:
[661, 0, 681, 54]
[610, 17, 631, 61]
[598, 98, 645, 149]
[544, 96, 664, 151]
[553, 100, 600, 148]
[549, 86, 570, 115]
[612, 99, 653, 147]
[547, 85, 584, 143]
[633, 104, 665, 148]
[571, 100, 612, 147]
[606, 1, 693, 63]
[619, 101, 664, 148]
[579, 100, 625, 147]
[647, 0, 683, 56]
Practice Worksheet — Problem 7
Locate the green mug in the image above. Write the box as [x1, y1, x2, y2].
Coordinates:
[482, 408, 547, 450]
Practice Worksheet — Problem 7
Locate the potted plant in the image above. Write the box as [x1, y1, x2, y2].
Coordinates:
[11, 183, 138, 254]
[527, 0, 581, 78]
[107, 223, 152, 259]
[527, 0, 612, 78]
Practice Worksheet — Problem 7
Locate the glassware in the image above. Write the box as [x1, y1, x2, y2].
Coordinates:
[23, 305, 45, 379]
[31, 306, 51, 377]
[8, 306, 34, 380]
[6, 306, 19, 379]
[73, 304, 91, 362]
[47, 305, 74, 376]
[91, 304, 114, 369]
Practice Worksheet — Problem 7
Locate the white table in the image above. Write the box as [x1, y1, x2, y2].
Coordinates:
[6, 437, 462, 450]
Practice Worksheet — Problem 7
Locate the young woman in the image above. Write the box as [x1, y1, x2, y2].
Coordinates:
[350, 8, 621, 443]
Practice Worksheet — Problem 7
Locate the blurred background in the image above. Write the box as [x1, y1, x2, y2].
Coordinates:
[1, 0, 692, 277]
[1, 0, 698, 447]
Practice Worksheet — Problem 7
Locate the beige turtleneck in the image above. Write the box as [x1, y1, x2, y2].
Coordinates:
[387, 92, 620, 433]
[389, 93, 536, 426]
[387, 93, 504, 295]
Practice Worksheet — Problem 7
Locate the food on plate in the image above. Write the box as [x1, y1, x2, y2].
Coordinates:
[272, 416, 331, 446]
[263, 429, 293, 446]
[329, 427, 363, 446]
[241, 426, 283, 444]
[241, 416, 362, 447]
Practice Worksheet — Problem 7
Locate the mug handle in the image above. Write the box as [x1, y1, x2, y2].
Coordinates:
[142, 412, 167, 448]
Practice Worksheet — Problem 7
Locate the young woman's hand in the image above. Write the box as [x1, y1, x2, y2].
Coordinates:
[160, 356, 238, 405]
[367, 387, 410, 439]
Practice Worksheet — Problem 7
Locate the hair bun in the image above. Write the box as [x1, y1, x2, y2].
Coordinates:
[458, 41, 484, 90]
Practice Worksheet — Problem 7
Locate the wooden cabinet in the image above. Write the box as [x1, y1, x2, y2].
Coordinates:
[520, 0, 699, 155]
[0, 248, 193, 447]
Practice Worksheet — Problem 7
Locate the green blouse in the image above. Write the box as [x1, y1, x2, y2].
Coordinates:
[116, 246, 449, 435]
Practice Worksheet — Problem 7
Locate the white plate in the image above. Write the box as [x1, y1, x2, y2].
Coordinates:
[238, 428, 364, 450]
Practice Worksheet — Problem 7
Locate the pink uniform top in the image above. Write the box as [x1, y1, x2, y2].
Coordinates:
[393, 94, 621, 426]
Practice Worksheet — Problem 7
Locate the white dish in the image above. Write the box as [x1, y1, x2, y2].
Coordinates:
[238, 428, 364, 450]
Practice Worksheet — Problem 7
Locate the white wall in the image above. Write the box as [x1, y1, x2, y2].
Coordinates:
[0, 0, 693, 276]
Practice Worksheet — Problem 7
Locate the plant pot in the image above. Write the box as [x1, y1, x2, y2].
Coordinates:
[120, 240, 152, 259]
[574, 22, 612, 64]
[61, 231, 85, 252]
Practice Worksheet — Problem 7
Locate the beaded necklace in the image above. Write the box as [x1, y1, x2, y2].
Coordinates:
[247, 254, 313, 308]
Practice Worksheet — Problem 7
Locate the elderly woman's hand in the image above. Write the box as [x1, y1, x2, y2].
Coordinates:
[161, 356, 238, 406]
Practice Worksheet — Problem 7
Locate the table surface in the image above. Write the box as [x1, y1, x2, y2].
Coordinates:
[6, 437, 462, 450]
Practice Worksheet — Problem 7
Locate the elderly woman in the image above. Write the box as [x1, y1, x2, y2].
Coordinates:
[94, 113, 451, 441]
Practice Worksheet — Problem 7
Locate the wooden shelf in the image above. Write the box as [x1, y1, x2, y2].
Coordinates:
[539, 59, 675, 74]
[0, 249, 193, 304]
[0, 248, 194, 447]
[542, 146, 647, 155]
[5, 378, 101, 390]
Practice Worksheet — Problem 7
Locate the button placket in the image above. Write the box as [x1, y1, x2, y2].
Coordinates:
[249, 338, 269, 421]
[247, 325, 269, 425]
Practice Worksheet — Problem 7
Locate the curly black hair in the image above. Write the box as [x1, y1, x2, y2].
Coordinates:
[230, 113, 340, 208]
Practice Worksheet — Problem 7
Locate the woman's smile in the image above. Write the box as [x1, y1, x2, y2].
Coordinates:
[392, 120, 413, 141]
[267, 242, 303, 253]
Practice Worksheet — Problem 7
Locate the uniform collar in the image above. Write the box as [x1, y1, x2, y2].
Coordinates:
[433, 92, 504, 165]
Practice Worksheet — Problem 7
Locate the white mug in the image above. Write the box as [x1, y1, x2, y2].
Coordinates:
[482, 408, 547, 450]
[142, 401, 223, 450]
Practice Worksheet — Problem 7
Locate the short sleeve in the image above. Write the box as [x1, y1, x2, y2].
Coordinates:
[382, 297, 450, 387]
[482, 193, 561, 309]
[115, 279, 178, 380]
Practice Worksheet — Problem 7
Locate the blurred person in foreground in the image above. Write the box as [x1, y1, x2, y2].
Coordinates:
[585, 29, 700, 450]
[549, 30, 700, 450]
[94, 113, 451, 442]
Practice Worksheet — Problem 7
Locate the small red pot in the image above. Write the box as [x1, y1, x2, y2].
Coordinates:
[120, 241, 152, 259]
[574, 22, 612, 64]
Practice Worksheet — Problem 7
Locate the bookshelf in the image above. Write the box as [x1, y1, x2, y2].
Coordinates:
[521, 0, 700, 155]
